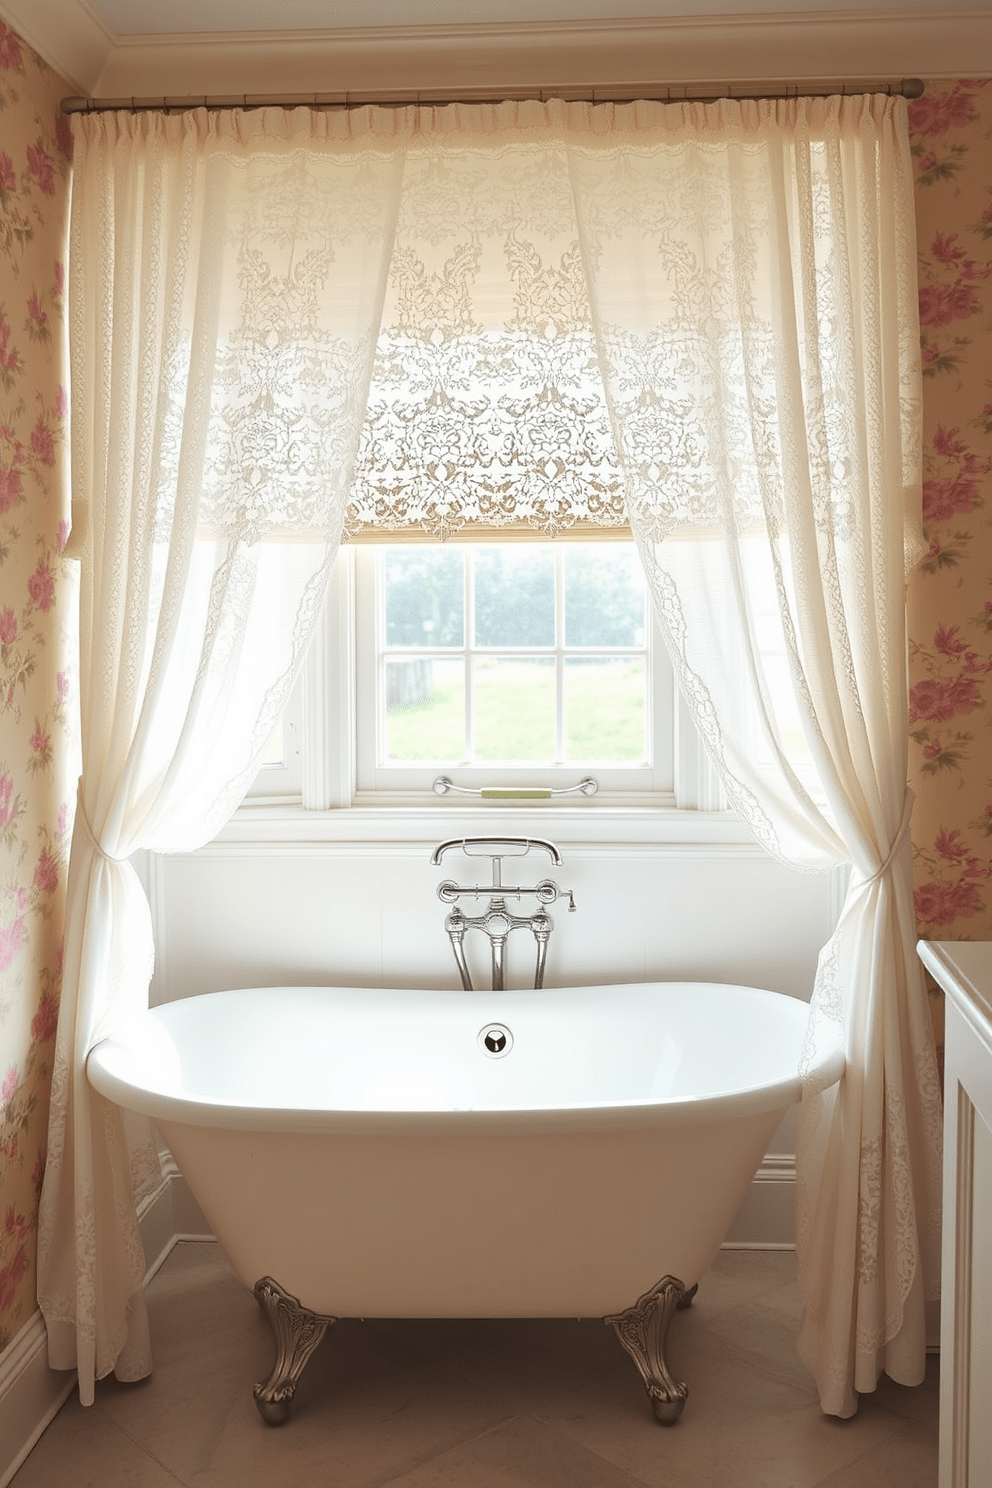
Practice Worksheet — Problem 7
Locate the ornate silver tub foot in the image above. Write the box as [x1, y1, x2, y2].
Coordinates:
[252, 1276, 336, 1425]
[605, 1275, 692, 1425]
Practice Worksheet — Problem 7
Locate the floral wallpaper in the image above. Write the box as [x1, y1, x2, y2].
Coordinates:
[0, 26, 988, 1352]
[0, 21, 73, 1354]
[908, 80, 992, 960]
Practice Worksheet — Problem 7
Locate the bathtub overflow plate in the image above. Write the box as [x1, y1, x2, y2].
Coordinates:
[479, 1023, 513, 1058]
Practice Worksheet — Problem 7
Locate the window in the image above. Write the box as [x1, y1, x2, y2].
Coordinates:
[247, 539, 715, 811]
[354, 541, 673, 800]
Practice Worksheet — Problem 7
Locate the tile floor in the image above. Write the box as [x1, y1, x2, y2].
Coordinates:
[14, 1242, 938, 1488]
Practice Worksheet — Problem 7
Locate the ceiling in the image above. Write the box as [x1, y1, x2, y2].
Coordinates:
[87, 0, 985, 34]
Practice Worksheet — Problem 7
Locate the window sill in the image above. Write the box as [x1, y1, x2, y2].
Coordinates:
[217, 796, 768, 854]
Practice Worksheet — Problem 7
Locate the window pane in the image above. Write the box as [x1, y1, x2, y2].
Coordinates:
[474, 548, 554, 647]
[564, 658, 646, 760]
[385, 658, 464, 760]
[260, 722, 284, 765]
[564, 545, 646, 647]
[384, 547, 463, 647]
[474, 658, 555, 760]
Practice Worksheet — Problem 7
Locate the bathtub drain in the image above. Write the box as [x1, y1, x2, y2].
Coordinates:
[479, 1023, 513, 1058]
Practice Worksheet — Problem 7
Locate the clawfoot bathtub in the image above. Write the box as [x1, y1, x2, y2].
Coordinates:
[87, 980, 843, 1425]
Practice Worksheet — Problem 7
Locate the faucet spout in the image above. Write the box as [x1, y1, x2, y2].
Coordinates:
[431, 838, 574, 991]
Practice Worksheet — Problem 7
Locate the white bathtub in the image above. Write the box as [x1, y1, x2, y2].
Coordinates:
[88, 980, 843, 1423]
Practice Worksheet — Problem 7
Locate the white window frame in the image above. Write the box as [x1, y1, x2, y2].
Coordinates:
[246, 543, 729, 818]
[353, 543, 672, 804]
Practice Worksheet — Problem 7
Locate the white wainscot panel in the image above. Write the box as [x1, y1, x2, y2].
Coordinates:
[147, 844, 841, 1007]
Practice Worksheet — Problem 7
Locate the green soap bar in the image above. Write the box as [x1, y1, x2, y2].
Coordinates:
[481, 788, 552, 800]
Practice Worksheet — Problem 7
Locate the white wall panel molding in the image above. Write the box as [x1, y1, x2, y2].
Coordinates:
[17, 5, 983, 101]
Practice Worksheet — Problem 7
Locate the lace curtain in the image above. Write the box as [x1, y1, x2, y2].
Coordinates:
[41, 97, 941, 1418]
[565, 94, 941, 1415]
[37, 105, 407, 1403]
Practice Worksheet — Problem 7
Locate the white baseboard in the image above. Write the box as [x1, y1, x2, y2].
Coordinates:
[0, 1314, 75, 1488]
[0, 1163, 211, 1488]
[723, 1155, 797, 1250]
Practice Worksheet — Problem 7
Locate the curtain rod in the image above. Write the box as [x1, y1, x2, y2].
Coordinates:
[60, 78, 925, 114]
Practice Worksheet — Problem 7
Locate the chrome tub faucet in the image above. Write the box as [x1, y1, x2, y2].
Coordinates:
[430, 837, 575, 991]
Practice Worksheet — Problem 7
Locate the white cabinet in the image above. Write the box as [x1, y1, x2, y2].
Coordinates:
[917, 940, 992, 1488]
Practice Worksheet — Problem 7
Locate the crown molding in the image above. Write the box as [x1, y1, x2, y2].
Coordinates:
[93, 9, 992, 97]
[0, 0, 114, 93]
[0, 3, 989, 100]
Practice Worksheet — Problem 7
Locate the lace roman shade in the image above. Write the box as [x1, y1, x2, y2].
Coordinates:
[346, 121, 627, 540]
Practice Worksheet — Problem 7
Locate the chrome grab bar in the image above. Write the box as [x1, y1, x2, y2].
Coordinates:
[433, 776, 598, 799]
[431, 837, 575, 991]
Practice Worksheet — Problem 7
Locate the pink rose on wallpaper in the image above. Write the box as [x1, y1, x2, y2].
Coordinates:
[26, 145, 55, 197]
[918, 235, 992, 327]
[0, 917, 25, 973]
[29, 724, 50, 757]
[56, 671, 69, 702]
[0, 311, 18, 372]
[30, 421, 55, 466]
[0, 152, 14, 194]
[27, 563, 55, 611]
[27, 294, 48, 334]
[908, 88, 977, 137]
[923, 477, 981, 522]
[909, 676, 982, 723]
[56, 517, 69, 551]
[933, 828, 972, 862]
[55, 385, 68, 419]
[915, 827, 992, 929]
[931, 231, 982, 270]
[931, 626, 991, 674]
[0, 470, 21, 517]
[918, 282, 983, 327]
[915, 879, 983, 926]
[0, 774, 15, 830]
[0, 608, 15, 645]
[0, 1247, 27, 1314]
[0, 24, 22, 70]
[57, 802, 68, 838]
[922, 427, 988, 524]
[30, 994, 59, 1043]
[33, 852, 58, 894]
[0, 1066, 18, 1106]
[0, 467, 22, 514]
[54, 113, 74, 163]
[53, 260, 65, 295]
[933, 426, 971, 458]
[3, 1208, 28, 1241]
